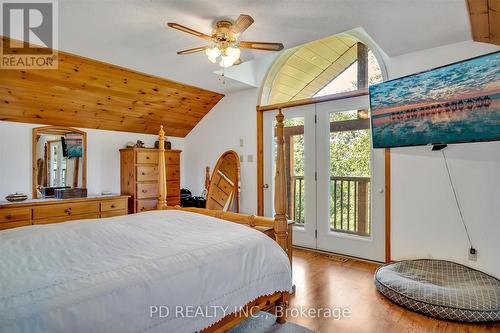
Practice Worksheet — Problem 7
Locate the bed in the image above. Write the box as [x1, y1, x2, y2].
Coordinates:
[0, 110, 292, 333]
[0, 210, 291, 332]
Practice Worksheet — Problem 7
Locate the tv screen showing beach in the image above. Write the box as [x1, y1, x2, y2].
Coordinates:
[369, 51, 500, 148]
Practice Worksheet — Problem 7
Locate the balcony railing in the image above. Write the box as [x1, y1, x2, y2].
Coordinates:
[289, 175, 370, 236]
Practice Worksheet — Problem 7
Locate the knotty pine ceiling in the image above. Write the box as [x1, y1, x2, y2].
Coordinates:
[0, 36, 224, 137]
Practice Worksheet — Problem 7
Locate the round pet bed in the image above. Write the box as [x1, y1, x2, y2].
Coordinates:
[374, 259, 500, 322]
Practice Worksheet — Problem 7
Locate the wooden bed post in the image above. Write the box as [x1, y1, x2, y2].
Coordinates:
[274, 109, 288, 254]
[274, 108, 289, 324]
[157, 126, 167, 210]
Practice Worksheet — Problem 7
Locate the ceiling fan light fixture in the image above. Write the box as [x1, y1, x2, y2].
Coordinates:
[169, 15, 283, 69]
[219, 55, 234, 68]
[225, 46, 240, 63]
[205, 46, 221, 63]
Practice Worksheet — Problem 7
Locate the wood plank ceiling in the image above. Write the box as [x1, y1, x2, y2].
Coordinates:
[467, 0, 500, 45]
[268, 35, 358, 105]
[0, 36, 224, 137]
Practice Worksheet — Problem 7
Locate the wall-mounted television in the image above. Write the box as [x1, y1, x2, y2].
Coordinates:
[369, 51, 500, 148]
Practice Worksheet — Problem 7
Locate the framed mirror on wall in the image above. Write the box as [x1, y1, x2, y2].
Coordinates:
[32, 126, 87, 199]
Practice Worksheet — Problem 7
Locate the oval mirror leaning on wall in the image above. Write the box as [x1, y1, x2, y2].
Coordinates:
[32, 126, 87, 199]
[206, 150, 240, 212]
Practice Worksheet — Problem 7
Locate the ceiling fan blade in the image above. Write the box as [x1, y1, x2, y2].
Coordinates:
[177, 45, 209, 55]
[239, 41, 284, 51]
[167, 23, 212, 40]
[231, 14, 254, 34]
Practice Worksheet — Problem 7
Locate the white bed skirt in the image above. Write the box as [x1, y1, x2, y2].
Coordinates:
[0, 210, 292, 333]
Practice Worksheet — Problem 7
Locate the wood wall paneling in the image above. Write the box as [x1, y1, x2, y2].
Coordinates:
[0, 36, 224, 136]
[467, 0, 500, 45]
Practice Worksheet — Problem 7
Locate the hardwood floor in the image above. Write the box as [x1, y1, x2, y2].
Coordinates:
[287, 248, 500, 333]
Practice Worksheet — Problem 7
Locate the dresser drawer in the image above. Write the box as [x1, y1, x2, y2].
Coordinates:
[167, 181, 180, 197]
[165, 152, 180, 165]
[101, 210, 127, 218]
[101, 199, 127, 212]
[137, 199, 157, 212]
[137, 166, 159, 181]
[166, 165, 180, 180]
[137, 150, 158, 164]
[33, 213, 100, 225]
[0, 208, 31, 223]
[0, 220, 32, 230]
[137, 183, 158, 199]
[33, 202, 99, 220]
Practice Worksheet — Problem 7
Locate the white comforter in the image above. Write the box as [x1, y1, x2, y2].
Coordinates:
[0, 210, 292, 333]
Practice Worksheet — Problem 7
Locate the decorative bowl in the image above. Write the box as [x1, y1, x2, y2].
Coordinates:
[5, 193, 28, 202]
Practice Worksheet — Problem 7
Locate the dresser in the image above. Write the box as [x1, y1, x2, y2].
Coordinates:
[120, 148, 181, 214]
[0, 195, 129, 231]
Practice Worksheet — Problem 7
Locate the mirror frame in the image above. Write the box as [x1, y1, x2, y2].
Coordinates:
[32, 126, 87, 199]
[206, 150, 240, 213]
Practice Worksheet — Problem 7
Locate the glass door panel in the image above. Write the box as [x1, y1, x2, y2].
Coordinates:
[328, 110, 371, 236]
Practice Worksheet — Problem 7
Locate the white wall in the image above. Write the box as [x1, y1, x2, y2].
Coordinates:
[0, 121, 185, 199]
[184, 88, 259, 214]
[184, 40, 500, 276]
[384, 40, 500, 277]
[391, 143, 500, 276]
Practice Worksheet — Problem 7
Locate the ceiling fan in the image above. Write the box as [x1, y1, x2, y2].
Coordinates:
[167, 14, 284, 68]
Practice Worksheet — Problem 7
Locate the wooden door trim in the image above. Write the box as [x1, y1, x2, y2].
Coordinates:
[257, 88, 368, 112]
[257, 109, 264, 216]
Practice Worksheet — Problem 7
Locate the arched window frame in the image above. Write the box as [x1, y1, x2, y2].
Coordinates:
[258, 29, 388, 107]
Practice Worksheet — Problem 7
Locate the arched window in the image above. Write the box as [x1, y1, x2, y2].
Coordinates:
[260, 33, 385, 106]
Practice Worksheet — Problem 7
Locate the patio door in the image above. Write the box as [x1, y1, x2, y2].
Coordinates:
[263, 96, 385, 261]
[315, 97, 385, 261]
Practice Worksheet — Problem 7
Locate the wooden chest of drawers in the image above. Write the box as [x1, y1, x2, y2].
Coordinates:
[120, 148, 181, 213]
[0, 195, 129, 231]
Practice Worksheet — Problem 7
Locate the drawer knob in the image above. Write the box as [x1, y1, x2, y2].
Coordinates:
[142, 172, 145, 175]
[64, 208, 72, 215]
[142, 189, 147, 193]
[146, 156, 150, 159]
[111, 205, 115, 208]
[6, 214, 12, 220]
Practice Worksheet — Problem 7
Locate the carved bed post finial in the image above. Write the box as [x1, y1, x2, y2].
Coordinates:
[157, 125, 167, 210]
[274, 108, 288, 255]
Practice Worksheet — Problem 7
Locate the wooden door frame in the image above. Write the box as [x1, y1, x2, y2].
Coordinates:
[255, 89, 392, 263]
